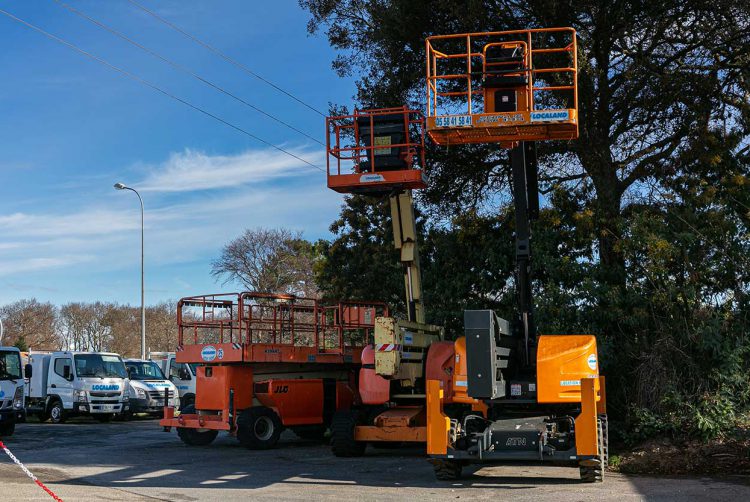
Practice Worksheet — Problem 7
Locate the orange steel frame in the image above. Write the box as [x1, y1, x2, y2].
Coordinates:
[425, 27, 578, 145]
[175, 292, 388, 365]
[326, 106, 427, 193]
[162, 292, 388, 434]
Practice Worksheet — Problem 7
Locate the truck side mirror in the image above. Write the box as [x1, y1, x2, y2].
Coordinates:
[178, 368, 191, 381]
[24, 363, 33, 379]
[63, 365, 72, 380]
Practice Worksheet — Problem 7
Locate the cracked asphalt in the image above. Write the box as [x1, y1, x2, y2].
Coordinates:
[1, 418, 749, 501]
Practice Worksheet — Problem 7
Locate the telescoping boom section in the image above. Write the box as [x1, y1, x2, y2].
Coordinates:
[160, 293, 389, 449]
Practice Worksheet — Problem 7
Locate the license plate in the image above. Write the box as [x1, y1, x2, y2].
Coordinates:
[102, 405, 116, 411]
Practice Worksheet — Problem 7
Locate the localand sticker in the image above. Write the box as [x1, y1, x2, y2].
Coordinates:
[530, 110, 570, 122]
[201, 345, 217, 362]
[510, 383, 522, 396]
[404, 333, 413, 345]
[359, 174, 385, 183]
[587, 354, 597, 370]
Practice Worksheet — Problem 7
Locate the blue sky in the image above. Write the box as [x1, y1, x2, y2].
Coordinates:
[0, 0, 355, 306]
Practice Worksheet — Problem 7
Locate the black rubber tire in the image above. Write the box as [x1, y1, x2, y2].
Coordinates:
[180, 395, 195, 411]
[176, 405, 219, 446]
[236, 406, 283, 450]
[330, 410, 366, 457]
[48, 400, 66, 424]
[433, 459, 463, 481]
[94, 414, 113, 423]
[579, 464, 603, 483]
[291, 426, 327, 441]
[0, 421, 15, 437]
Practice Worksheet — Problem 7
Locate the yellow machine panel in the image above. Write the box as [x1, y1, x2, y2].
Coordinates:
[536, 335, 599, 403]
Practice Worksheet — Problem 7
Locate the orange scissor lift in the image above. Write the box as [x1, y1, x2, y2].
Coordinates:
[421, 27, 607, 482]
[160, 292, 387, 448]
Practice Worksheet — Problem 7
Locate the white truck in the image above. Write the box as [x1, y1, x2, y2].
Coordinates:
[124, 358, 179, 416]
[150, 352, 196, 410]
[0, 346, 26, 436]
[26, 351, 131, 423]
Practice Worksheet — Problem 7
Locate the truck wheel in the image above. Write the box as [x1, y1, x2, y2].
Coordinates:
[48, 400, 66, 424]
[0, 421, 15, 437]
[95, 414, 113, 423]
[180, 395, 195, 411]
[579, 417, 606, 483]
[236, 406, 283, 450]
[433, 459, 463, 480]
[176, 405, 218, 446]
[330, 411, 365, 457]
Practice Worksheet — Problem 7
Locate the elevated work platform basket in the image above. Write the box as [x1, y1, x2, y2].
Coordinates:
[175, 292, 388, 365]
[425, 27, 579, 147]
[326, 107, 427, 194]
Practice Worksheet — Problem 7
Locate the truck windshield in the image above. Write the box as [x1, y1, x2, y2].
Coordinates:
[126, 361, 166, 380]
[0, 351, 22, 380]
[74, 354, 127, 379]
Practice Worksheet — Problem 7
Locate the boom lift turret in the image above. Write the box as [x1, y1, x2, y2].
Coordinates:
[422, 27, 608, 482]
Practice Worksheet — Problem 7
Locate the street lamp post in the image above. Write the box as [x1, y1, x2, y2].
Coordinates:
[114, 182, 146, 360]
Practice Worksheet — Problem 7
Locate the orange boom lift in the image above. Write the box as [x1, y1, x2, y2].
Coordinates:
[422, 27, 607, 482]
[325, 107, 470, 454]
[160, 292, 387, 448]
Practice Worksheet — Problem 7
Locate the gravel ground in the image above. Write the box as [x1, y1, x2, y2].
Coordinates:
[1, 418, 748, 501]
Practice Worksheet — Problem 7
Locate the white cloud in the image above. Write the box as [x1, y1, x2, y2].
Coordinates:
[0, 147, 340, 296]
[136, 147, 324, 193]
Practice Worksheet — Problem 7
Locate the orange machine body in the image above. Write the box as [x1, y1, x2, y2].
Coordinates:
[195, 365, 254, 411]
[254, 379, 355, 426]
[359, 345, 390, 405]
[160, 292, 388, 444]
[536, 335, 600, 403]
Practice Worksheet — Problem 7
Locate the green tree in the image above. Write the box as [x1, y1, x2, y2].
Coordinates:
[304, 0, 750, 437]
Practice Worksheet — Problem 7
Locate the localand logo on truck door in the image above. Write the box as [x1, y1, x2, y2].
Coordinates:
[92, 384, 120, 391]
[201, 345, 217, 362]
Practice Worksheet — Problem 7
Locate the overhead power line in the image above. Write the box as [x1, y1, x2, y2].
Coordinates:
[52, 0, 323, 146]
[0, 8, 323, 172]
[126, 0, 327, 117]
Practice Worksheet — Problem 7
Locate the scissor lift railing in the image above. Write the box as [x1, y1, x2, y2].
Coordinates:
[176, 292, 388, 364]
[326, 106, 427, 193]
[425, 27, 578, 146]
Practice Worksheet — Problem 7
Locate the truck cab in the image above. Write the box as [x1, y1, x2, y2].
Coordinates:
[150, 352, 196, 410]
[125, 358, 179, 416]
[26, 351, 131, 423]
[0, 346, 26, 436]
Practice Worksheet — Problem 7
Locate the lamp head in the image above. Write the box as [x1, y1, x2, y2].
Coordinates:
[114, 182, 127, 190]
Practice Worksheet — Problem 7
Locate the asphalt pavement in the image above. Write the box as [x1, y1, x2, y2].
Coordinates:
[0, 418, 748, 501]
